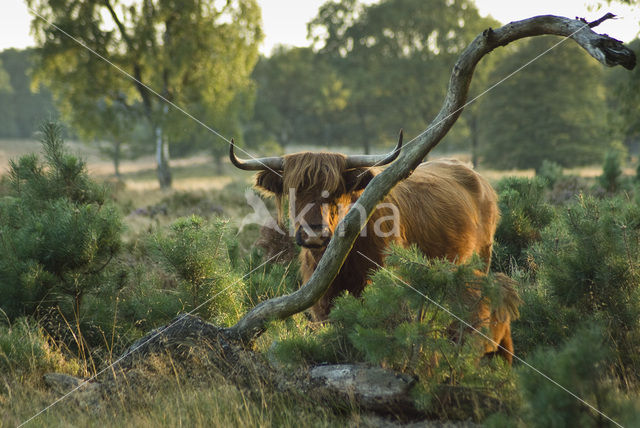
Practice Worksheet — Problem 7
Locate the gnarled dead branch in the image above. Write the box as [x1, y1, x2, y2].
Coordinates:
[226, 14, 635, 343]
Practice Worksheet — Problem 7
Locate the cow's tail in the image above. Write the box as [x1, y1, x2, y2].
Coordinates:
[491, 273, 522, 323]
[488, 273, 521, 364]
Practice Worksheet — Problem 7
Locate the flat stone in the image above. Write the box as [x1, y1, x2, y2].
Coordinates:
[309, 364, 417, 415]
[43, 373, 102, 411]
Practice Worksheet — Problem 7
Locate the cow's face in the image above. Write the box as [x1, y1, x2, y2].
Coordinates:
[230, 132, 402, 249]
[255, 153, 375, 250]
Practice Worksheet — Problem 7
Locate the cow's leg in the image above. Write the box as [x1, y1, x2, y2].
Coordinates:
[482, 315, 514, 365]
[310, 300, 331, 322]
[496, 323, 514, 364]
[479, 243, 493, 273]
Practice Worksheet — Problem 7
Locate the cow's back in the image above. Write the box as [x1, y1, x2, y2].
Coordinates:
[304, 158, 499, 320]
[387, 159, 499, 270]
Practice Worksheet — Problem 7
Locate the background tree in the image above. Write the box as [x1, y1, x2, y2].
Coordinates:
[0, 60, 10, 92]
[47, 62, 147, 178]
[606, 38, 640, 157]
[247, 46, 349, 151]
[73, 99, 152, 178]
[477, 36, 610, 170]
[459, 42, 506, 167]
[309, 0, 497, 154]
[28, 0, 262, 188]
[0, 49, 57, 139]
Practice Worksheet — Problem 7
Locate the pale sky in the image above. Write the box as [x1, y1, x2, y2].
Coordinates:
[1, 0, 639, 55]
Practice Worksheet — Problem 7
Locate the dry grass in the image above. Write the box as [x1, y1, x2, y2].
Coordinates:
[0, 319, 349, 428]
[121, 175, 234, 192]
[1, 371, 348, 428]
[0, 138, 239, 188]
[0, 138, 106, 172]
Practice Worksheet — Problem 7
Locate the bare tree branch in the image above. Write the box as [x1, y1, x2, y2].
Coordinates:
[102, 0, 133, 48]
[577, 12, 617, 29]
[225, 14, 636, 343]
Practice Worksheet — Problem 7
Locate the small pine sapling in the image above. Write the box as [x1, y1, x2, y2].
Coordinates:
[0, 122, 122, 321]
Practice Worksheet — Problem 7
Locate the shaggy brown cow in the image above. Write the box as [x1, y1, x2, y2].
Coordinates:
[230, 135, 518, 362]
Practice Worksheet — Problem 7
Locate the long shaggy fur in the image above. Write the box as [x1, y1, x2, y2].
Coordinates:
[254, 154, 518, 363]
[283, 153, 348, 195]
[459, 272, 522, 364]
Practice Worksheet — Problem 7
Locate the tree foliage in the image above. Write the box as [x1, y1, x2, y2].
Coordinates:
[27, 0, 262, 187]
[0, 49, 57, 139]
[478, 36, 610, 170]
[606, 39, 640, 154]
[308, 0, 497, 153]
[248, 46, 349, 150]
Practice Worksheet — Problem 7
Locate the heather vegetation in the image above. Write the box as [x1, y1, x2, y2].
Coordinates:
[2, 126, 640, 426]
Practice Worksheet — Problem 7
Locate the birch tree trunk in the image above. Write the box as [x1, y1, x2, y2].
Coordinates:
[155, 125, 172, 189]
[113, 141, 121, 178]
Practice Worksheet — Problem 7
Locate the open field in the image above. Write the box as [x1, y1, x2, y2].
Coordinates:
[2, 138, 635, 190]
[2, 137, 630, 238]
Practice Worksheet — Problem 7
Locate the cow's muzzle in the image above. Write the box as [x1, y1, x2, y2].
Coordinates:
[295, 224, 331, 249]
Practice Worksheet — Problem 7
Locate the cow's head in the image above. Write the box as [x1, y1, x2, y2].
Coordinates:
[230, 131, 402, 250]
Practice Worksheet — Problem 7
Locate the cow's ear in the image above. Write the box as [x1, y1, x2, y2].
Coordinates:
[344, 168, 375, 192]
[255, 170, 283, 196]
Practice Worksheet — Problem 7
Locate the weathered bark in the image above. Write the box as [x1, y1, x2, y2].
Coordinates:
[225, 14, 635, 343]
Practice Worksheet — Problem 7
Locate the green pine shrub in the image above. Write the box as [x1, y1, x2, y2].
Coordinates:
[599, 150, 623, 194]
[510, 285, 580, 359]
[273, 246, 520, 419]
[0, 317, 81, 375]
[0, 122, 122, 321]
[531, 195, 640, 382]
[493, 177, 555, 274]
[518, 324, 640, 428]
[72, 262, 186, 355]
[150, 215, 244, 326]
[268, 316, 353, 367]
[537, 159, 563, 188]
[241, 247, 300, 307]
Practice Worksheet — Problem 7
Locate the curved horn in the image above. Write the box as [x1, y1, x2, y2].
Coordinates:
[345, 129, 403, 169]
[229, 139, 284, 171]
